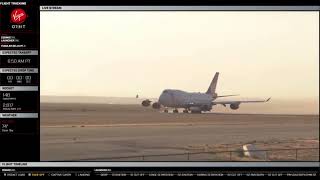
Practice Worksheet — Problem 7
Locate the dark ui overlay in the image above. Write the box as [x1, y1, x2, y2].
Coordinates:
[39, 0, 319, 6]
[0, 0, 40, 161]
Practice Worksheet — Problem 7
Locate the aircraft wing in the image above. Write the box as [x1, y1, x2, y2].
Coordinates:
[212, 97, 271, 106]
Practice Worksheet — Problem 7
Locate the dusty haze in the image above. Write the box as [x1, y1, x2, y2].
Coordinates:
[41, 96, 319, 115]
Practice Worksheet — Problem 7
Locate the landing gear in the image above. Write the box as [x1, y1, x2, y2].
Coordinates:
[173, 109, 179, 113]
[183, 109, 189, 113]
[164, 109, 169, 113]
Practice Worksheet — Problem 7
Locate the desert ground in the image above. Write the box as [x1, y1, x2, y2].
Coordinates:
[40, 103, 319, 161]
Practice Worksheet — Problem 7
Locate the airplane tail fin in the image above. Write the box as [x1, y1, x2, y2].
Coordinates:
[206, 72, 219, 96]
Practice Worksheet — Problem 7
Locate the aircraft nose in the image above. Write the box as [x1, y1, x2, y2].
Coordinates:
[158, 93, 165, 105]
[159, 92, 171, 106]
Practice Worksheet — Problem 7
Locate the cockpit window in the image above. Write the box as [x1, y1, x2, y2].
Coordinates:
[163, 90, 168, 93]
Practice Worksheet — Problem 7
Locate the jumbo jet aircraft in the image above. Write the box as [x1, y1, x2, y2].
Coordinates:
[141, 72, 270, 113]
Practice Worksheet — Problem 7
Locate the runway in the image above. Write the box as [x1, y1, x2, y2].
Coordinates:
[40, 103, 319, 161]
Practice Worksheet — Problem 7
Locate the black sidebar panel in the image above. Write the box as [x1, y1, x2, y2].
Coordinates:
[0, 0, 40, 161]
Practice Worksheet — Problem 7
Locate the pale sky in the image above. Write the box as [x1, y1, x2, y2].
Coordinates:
[40, 12, 319, 100]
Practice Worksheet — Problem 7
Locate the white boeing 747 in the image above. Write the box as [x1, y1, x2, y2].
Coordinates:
[141, 72, 270, 113]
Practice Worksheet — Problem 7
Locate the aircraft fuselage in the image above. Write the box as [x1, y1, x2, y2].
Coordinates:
[158, 89, 214, 111]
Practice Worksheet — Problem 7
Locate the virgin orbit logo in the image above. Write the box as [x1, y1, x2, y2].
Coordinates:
[10, 8, 27, 24]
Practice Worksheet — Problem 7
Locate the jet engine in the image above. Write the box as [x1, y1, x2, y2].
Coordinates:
[152, 102, 161, 109]
[201, 104, 212, 111]
[141, 99, 151, 107]
[230, 103, 240, 110]
[189, 107, 202, 113]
